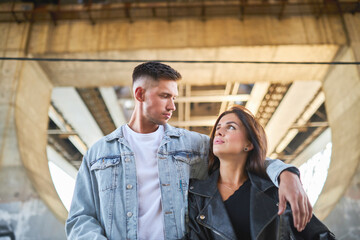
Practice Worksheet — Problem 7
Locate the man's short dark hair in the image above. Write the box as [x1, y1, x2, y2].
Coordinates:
[132, 61, 182, 84]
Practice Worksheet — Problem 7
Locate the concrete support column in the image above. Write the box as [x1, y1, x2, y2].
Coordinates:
[320, 13, 360, 238]
[0, 23, 66, 239]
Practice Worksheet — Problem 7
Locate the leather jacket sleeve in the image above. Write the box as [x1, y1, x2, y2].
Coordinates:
[279, 209, 336, 240]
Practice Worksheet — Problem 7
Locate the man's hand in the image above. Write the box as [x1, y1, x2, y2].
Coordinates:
[278, 171, 312, 232]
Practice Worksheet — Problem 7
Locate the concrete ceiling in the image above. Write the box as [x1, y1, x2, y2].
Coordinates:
[37, 45, 338, 87]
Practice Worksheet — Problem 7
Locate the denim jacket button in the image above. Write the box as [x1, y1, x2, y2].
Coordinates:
[127, 212, 133, 217]
[125, 158, 130, 162]
[199, 215, 205, 220]
[190, 186, 194, 190]
[126, 184, 133, 189]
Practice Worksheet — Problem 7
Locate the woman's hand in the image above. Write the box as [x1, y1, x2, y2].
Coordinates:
[278, 171, 312, 232]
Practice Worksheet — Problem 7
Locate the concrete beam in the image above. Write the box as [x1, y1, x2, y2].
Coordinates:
[169, 116, 217, 127]
[318, 16, 360, 230]
[51, 87, 104, 147]
[25, 15, 341, 87]
[318, 43, 360, 231]
[245, 82, 270, 115]
[31, 45, 338, 87]
[99, 87, 127, 128]
[176, 94, 249, 103]
[27, 16, 346, 54]
[0, 22, 66, 239]
[15, 60, 68, 221]
[265, 81, 322, 155]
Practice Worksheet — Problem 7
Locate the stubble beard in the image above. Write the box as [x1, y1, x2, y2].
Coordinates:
[147, 113, 169, 126]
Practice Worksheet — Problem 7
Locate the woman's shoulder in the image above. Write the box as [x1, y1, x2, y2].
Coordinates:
[189, 172, 219, 197]
[189, 177, 210, 186]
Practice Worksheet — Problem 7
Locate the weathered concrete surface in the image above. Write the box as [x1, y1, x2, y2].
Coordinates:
[319, 46, 360, 235]
[324, 163, 360, 239]
[15, 60, 68, 221]
[0, 171, 66, 240]
[0, 22, 66, 239]
[27, 16, 346, 54]
[33, 45, 338, 87]
[27, 15, 345, 87]
[320, 14, 360, 238]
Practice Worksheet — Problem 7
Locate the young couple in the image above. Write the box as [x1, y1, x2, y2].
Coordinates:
[66, 62, 334, 239]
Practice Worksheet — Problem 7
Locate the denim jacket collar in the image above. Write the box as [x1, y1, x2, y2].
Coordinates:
[104, 123, 182, 142]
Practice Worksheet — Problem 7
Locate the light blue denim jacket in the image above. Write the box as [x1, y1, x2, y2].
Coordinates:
[66, 124, 293, 240]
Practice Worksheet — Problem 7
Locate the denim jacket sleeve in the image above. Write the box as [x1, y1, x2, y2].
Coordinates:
[264, 157, 300, 187]
[65, 155, 107, 240]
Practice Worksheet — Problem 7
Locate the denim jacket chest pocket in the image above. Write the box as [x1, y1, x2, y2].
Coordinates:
[90, 156, 121, 192]
[173, 152, 203, 181]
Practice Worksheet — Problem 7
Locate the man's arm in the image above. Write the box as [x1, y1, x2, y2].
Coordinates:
[265, 158, 312, 232]
[278, 170, 312, 232]
[65, 155, 107, 240]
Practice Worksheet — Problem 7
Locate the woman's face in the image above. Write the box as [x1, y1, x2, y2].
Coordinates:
[213, 113, 252, 158]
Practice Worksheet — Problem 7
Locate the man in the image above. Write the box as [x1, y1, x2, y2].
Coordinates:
[66, 62, 312, 240]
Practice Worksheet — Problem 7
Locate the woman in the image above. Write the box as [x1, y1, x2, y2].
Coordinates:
[187, 105, 335, 240]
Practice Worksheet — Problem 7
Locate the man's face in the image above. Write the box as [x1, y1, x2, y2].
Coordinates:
[142, 79, 178, 126]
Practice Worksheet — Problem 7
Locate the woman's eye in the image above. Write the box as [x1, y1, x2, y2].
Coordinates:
[228, 125, 235, 130]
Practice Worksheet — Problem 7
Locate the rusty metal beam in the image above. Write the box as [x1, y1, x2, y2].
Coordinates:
[85, 1, 96, 25]
[11, 1, 21, 23]
[291, 122, 329, 129]
[1, 1, 359, 23]
[124, 2, 133, 23]
[255, 83, 291, 127]
[278, 0, 288, 20]
[281, 126, 328, 163]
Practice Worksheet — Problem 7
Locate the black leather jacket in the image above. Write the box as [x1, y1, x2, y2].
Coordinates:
[186, 170, 336, 240]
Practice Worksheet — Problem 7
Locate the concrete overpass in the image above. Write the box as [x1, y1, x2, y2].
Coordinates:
[0, 1, 359, 238]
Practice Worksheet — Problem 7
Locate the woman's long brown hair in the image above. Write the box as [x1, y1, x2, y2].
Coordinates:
[208, 105, 269, 179]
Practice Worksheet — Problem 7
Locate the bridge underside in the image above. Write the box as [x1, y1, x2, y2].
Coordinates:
[0, 2, 360, 237]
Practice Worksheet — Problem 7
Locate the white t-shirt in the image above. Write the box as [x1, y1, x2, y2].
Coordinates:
[123, 124, 165, 240]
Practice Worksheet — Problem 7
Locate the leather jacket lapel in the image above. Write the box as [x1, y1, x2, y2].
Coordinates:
[190, 170, 238, 240]
[197, 191, 238, 240]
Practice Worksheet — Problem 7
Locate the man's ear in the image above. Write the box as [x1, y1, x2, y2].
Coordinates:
[134, 87, 145, 102]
